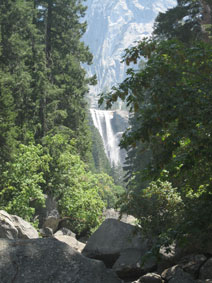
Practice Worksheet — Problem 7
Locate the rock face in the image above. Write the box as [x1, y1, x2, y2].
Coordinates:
[82, 218, 149, 268]
[84, 0, 177, 106]
[0, 210, 39, 239]
[0, 238, 121, 283]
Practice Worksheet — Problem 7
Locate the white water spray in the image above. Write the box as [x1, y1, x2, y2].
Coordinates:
[90, 109, 122, 166]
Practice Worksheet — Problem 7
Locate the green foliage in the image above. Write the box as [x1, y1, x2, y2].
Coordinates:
[91, 173, 125, 209]
[0, 0, 108, 236]
[42, 133, 105, 234]
[0, 143, 50, 222]
[153, 0, 202, 43]
[120, 178, 184, 240]
[100, 28, 212, 247]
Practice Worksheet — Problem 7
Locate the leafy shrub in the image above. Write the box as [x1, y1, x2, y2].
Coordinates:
[0, 143, 50, 223]
[120, 179, 184, 242]
[43, 134, 106, 235]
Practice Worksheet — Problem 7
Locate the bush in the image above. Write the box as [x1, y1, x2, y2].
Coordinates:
[0, 143, 50, 223]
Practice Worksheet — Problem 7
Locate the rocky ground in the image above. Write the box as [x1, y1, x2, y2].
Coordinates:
[0, 204, 212, 282]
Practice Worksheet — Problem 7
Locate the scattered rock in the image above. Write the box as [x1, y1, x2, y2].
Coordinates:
[133, 273, 163, 283]
[199, 257, 212, 280]
[54, 227, 76, 238]
[161, 265, 196, 282]
[40, 227, 53, 237]
[54, 234, 85, 253]
[0, 210, 39, 239]
[179, 254, 207, 278]
[82, 218, 148, 267]
[0, 238, 121, 283]
[103, 208, 137, 225]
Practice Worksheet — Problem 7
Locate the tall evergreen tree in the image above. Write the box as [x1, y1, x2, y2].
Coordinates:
[32, 0, 94, 160]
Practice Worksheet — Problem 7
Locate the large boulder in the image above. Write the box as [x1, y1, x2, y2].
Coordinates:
[0, 210, 39, 239]
[82, 218, 149, 267]
[0, 238, 121, 283]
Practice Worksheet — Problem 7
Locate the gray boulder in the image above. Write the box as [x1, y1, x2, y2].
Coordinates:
[54, 227, 76, 238]
[82, 218, 148, 267]
[0, 210, 38, 239]
[178, 254, 207, 279]
[0, 238, 121, 283]
[161, 265, 196, 283]
[199, 257, 212, 280]
[112, 248, 157, 279]
[54, 235, 85, 253]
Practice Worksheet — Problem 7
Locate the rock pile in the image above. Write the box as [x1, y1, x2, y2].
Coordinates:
[0, 210, 212, 282]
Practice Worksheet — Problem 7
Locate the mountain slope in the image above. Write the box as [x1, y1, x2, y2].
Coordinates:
[83, 0, 176, 106]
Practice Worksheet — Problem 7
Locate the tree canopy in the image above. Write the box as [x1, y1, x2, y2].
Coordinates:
[0, 0, 123, 235]
[100, 0, 212, 250]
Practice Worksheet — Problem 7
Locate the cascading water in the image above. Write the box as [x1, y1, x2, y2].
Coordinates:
[90, 108, 127, 167]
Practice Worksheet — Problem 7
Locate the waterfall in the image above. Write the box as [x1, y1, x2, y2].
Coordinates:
[90, 109, 122, 167]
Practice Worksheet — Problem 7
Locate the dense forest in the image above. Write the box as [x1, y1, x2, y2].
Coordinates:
[100, 0, 212, 251]
[1, 0, 212, 252]
[0, 0, 124, 236]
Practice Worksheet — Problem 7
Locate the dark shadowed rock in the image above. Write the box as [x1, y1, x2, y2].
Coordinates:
[178, 254, 207, 279]
[0, 238, 121, 283]
[112, 248, 157, 279]
[199, 257, 212, 280]
[82, 218, 148, 267]
[161, 265, 196, 283]
[0, 210, 38, 239]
